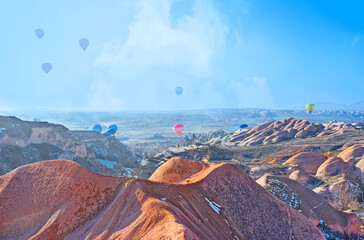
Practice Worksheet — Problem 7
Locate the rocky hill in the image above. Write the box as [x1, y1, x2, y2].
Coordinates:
[0, 115, 137, 176]
[0, 158, 325, 239]
[228, 118, 361, 146]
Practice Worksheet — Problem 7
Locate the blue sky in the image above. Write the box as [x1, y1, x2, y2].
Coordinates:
[0, 0, 363, 111]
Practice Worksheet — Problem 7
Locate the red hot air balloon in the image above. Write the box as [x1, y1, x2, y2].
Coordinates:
[173, 124, 183, 136]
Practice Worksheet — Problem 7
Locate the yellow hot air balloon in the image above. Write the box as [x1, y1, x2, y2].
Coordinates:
[306, 104, 315, 113]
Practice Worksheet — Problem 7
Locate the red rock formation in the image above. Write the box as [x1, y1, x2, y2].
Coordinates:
[288, 170, 323, 187]
[257, 175, 361, 238]
[356, 159, 364, 173]
[283, 152, 328, 174]
[0, 158, 325, 240]
[337, 144, 364, 164]
[316, 157, 350, 177]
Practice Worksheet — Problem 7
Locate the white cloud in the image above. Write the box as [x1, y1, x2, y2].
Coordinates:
[89, 0, 229, 110]
[229, 77, 274, 108]
[94, 0, 228, 73]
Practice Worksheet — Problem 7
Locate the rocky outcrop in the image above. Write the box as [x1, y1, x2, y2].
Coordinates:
[316, 157, 350, 177]
[0, 116, 137, 176]
[73, 130, 136, 168]
[356, 159, 364, 173]
[257, 175, 362, 239]
[227, 118, 363, 147]
[318, 123, 358, 137]
[0, 159, 325, 240]
[182, 131, 231, 146]
[337, 144, 364, 164]
[289, 170, 324, 187]
[229, 118, 325, 146]
[283, 152, 328, 174]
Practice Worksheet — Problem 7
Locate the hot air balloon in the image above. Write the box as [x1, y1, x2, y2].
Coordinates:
[173, 124, 183, 136]
[306, 104, 315, 113]
[79, 38, 89, 51]
[104, 124, 117, 135]
[92, 124, 102, 132]
[239, 124, 248, 129]
[42, 63, 52, 74]
[108, 124, 117, 131]
[35, 29, 44, 39]
[175, 87, 183, 96]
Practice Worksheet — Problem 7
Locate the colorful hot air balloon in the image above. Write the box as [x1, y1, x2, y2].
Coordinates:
[35, 29, 44, 39]
[79, 38, 89, 51]
[175, 87, 183, 96]
[306, 104, 315, 113]
[42, 63, 52, 74]
[239, 124, 248, 129]
[92, 124, 102, 133]
[173, 124, 183, 136]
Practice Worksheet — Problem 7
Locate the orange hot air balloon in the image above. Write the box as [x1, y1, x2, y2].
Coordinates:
[173, 124, 183, 136]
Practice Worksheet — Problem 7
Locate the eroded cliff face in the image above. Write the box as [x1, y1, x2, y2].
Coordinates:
[0, 116, 137, 176]
[257, 175, 362, 239]
[0, 158, 325, 240]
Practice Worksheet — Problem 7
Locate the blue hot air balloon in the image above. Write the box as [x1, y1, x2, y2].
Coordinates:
[92, 124, 102, 133]
[79, 38, 89, 51]
[175, 87, 183, 96]
[104, 124, 117, 135]
[42, 63, 52, 74]
[35, 29, 44, 39]
[239, 124, 248, 129]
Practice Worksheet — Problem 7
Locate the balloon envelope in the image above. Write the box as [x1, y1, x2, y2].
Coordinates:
[92, 124, 102, 132]
[104, 128, 116, 135]
[239, 124, 248, 129]
[79, 38, 89, 50]
[173, 124, 183, 136]
[42, 63, 52, 74]
[175, 87, 183, 96]
[306, 104, 315, 113]
[108, 124, 118, 131]
[35, 29, 44, 39]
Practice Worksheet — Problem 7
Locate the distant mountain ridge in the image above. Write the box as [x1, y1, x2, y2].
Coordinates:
[315, 101, 364, 111]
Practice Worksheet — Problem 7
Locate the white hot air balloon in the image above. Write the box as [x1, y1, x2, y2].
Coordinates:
[79, 38, 89, 51]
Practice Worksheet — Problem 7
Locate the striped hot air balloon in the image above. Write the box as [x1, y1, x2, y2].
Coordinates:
[173, 124, 183, 136]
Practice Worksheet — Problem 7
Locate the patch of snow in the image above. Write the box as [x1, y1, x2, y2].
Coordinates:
[204, 197, 221, 214]
[0, 128, 6, 134]
[160, 198, 166, 201]
[224, 219, 230, 226]
[310, 202, 323, 213]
